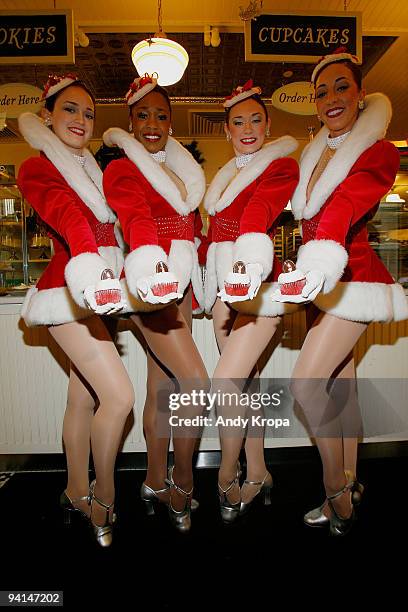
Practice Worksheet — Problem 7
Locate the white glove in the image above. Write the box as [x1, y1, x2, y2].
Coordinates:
[83, 276, 126, 315]
[218, 263, 263, 303]
[136, 270, 183, 304]
[301, 269, 325, 300]
[272, 267, 324, 304]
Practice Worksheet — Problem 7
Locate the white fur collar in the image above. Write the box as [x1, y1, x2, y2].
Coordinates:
[18, 112, 115, 223]
[103, 129, 205, 216]
[204, 136, 298, 215]
[291, 93, 393, 220]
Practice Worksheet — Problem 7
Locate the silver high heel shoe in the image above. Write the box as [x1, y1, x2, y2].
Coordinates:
[59, 490, 90, 525]
[89, 480, 115, 547]
[165, 466, 193, 534]
[140, 482, 200, 516]
[304, 473, 364, 528]
[327, 482, 355, 537]
[239, 472, 273, 516]
[140, 483, 170, 516]
[218, 463, 241, 524]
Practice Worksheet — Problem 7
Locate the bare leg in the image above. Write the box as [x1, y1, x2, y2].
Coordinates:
[334, 357, 359, 477]
[131, 295, 208, 511]
[49, 316, 135, 526]
[291, 312, 366, 518]
[62, 365, 96, 516]
[212, 298, 281, 502]
[142, 289, 193, 500]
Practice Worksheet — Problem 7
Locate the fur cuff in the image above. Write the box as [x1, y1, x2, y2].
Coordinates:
[204, 242, 218, 313]
[125, 245, 168, 297]
[168, 240, 194, 295]
[296, 240, 348, 293]
[233, 233, 274, 280]
[64, 252, 109, 307]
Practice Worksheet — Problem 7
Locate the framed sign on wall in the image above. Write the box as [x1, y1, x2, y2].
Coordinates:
[245, 11, 362, 63]
[0, 9, 74, 65]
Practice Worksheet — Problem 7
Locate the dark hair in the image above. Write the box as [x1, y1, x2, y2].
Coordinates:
[44, 81, 96, 111]
[225, 93, 268, 125]
[314, 59, 362, 90]
[129, 85, 172, 117]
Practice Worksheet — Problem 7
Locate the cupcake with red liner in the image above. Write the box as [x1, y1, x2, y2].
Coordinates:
[151, 262, 179, 297]
[224, 261, 251, 296]
[278, 260, 306, 295]
[94, 269, 122, 306]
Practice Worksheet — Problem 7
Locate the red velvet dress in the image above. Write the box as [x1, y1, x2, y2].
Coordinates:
[102, 129, 206, 313]
[292, 93, 407, 322]
[203, 136, 299, 316]
[18, 154, 122, 326]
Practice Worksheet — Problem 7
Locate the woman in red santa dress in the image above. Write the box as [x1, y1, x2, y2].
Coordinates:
[103, 75, 208, 533]
[17, 74, 132, 547]
[276, 48, 408, 535]
[203, 81, 299, 523]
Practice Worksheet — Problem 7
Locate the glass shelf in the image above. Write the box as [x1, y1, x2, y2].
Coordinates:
[0, 182, 53, 290]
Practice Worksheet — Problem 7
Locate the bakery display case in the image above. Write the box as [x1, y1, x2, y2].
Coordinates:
[0, 182, 52, 295]
[367, 172, 408, 287]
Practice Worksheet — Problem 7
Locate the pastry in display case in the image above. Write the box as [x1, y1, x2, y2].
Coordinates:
[0, 181, 52, 295]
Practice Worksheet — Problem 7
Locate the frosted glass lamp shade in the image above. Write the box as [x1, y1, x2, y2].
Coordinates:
[132, 38, 189, 86]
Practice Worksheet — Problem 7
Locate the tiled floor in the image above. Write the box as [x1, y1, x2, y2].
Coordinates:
[1, 456, 406, 608]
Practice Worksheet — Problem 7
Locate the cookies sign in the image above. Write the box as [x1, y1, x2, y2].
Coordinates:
[0, 9, 74, 64]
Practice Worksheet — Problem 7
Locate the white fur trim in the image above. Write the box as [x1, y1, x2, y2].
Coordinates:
[311, 53, 360, 84]
[64, 252, 109, 307]
[390, 284, 408, 322]
[291, 93, 393, 220]
[21, 286, 91, 326]
[190, 244, 205, 312]
[168, 240, 193, 295]
[314, 282, 408, 323]
[103, 129, 205, 215]
[215, 241, 234, 294]
[114, 222, 126, 251]
[223, 86, 262, 108]
[233, 233, 274, 280]
[97, 246, 124, 278]
[230, 282, 300, 317]
[296, 240, 348, 293]
[45, 77, 77, 99]
[18, 113, 115, 223]
[204, 136, 298, 215]
[204, 242, 218, 313]
[124, 244, 168, 297]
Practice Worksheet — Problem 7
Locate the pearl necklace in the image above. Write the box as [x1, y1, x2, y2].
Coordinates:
[150, 150, 166, 163]
[71, 153, 86, 167]
[235, 152, 256, 169]
[326, 130, 351, 150]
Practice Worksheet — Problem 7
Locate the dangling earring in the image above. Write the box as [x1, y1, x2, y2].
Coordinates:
[358, 100, 365, 110]
[266, 127, 270, 137]
[317, 115, 321, 121]
[44, 117, 52, 127]
[226, 132, 231, 142]
[128, 121, 133, 132]
[168, 127, 173, 136]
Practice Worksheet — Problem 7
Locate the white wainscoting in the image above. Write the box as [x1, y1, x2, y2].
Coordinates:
[0, 301, 407, 454]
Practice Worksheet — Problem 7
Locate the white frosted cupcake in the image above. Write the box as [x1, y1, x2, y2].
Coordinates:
[278, 260, 306, 296]
[224, 261, 250, 296]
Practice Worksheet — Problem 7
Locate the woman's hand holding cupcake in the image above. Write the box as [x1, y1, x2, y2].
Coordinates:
[136, 261, 183, 304]
[84, 269, 127, 314]
[218, 261, 263, 303]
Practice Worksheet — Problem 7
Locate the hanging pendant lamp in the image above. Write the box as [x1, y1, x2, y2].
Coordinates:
[131, 0, 189, 86]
